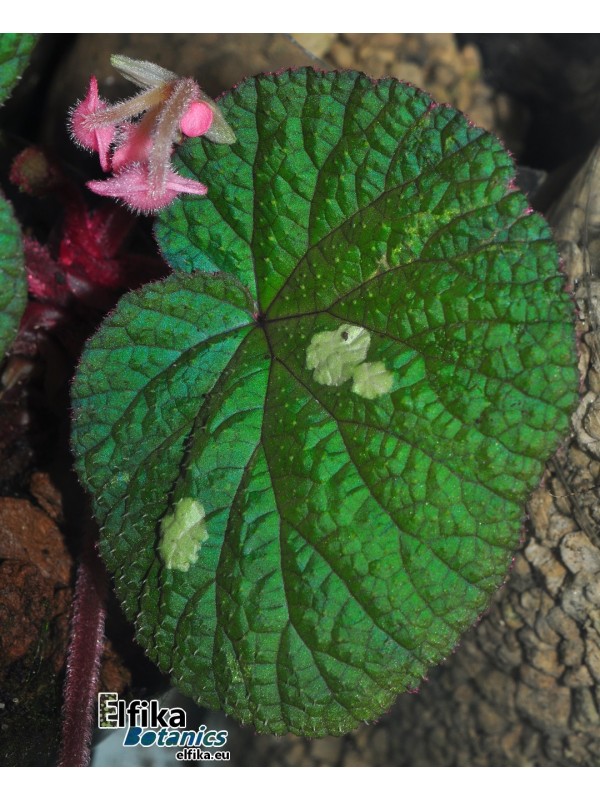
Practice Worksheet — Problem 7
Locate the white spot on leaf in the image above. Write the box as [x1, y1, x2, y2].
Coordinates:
[352, 361, 394, 399]
[306, 324, 371, 386]
[159, 497, 208, 572]
[306, 324, 394, 399]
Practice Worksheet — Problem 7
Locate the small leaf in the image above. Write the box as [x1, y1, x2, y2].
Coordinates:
[0, 33, 37, 106]
[0, 193, 27, 357]
[73, 69, 579, 736]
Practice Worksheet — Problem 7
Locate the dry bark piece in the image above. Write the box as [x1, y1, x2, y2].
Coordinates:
[291, 33, 337, 59]
[29, 471, 64, 522]
[0, 497, 70, 584]
[0, 561, 55, 665]
[0, 496, 72, 672]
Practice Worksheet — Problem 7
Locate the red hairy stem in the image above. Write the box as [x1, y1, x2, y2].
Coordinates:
[59, 534, 108, 767]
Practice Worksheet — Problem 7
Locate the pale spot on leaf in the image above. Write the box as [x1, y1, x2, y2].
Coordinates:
[159, 497, 208, 571]
[306, 324, 394, 399]
[306, 324, 370, 386]
[352, 361, 394, 399]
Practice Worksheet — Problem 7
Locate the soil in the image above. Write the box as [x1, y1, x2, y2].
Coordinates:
[1, 33, 600, 767]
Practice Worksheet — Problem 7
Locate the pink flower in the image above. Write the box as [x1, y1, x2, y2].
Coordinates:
[70, 76, 116, 172]
[69, 55, 235, 214]
[87, 164, 207, 214]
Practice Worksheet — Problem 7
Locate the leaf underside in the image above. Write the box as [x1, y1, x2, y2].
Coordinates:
[0, 193, 27, 357]
[0, 33, 37, 106]
[72, 69, 578, 736]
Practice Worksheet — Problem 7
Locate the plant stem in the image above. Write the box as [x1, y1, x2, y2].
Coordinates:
[58, 533, 107, 767]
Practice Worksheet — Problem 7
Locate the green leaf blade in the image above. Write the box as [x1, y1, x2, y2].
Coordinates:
[0, 193, 27, 357]
[74, 69, 578, 736]
[0, 33, 37, 106]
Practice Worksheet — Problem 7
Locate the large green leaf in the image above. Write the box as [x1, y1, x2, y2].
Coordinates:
[0, 33, 37, 106]
[72, 69, 578, 736]
[0, 193, 26, 357]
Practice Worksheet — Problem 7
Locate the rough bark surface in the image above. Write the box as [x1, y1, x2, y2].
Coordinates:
[218, 146, 600, 767]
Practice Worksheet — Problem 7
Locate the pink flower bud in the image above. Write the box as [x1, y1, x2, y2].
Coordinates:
[180, 101, 214, 137]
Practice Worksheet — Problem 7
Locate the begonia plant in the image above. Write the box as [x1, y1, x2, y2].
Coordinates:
[68, 57, 579, 739]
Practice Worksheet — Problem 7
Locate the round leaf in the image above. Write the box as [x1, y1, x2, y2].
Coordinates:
[73, 69, 578, 736]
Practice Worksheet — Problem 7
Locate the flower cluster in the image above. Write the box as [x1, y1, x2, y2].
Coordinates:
[69, 55, 235, 214]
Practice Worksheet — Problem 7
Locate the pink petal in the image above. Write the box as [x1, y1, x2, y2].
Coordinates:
[70, 76, 116, 172]
[87, 163, 207, 214]
[180, 101, 214, 137]
[95, 127, 116, 173]
[111, 122, 154, 172]
[165, 173, 210, 194]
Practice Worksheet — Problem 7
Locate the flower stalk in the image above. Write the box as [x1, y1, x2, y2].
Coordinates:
[58, 533, 107, 767]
